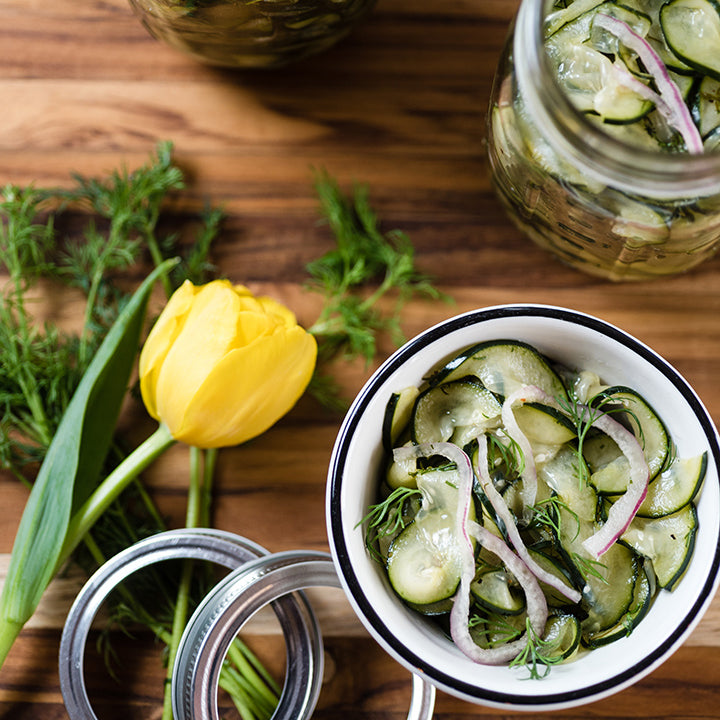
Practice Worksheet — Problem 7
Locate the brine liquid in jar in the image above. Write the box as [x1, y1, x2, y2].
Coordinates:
[487, 0, 720, 281]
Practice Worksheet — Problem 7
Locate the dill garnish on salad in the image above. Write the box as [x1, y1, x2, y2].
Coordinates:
[360, 340, 706, 676]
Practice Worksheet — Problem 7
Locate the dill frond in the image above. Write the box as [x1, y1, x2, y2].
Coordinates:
[356, 486, 423, 562]
[509, 617, 565, 679]
[306, 171, 451, 407]
[531, 496, 580, 540]
[572, 552, 609, 584]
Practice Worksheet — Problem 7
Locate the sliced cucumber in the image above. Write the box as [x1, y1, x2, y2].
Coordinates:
[604, 386, 669, 475]
[430, 340, 567, 401]
[621, 503, 698, 589]
[527, 547, 580, 607]
[470, 610, 528, 649]
[387, 465, 475, 605]
[586, 386, 669, 493]
[416, 465, 466, 512]
[554, 44, 654, 123]
[539, 444, 597, 522]
[471, 569, 526, 615]
[556, 502, 638, 634]
[546, 1, 656, 123]
[690, 75, 720, 138]
[372, 486, 423, 562]
[670, 70, 697, 100]
[543, 612, 582, 660]
[646, 32, 695, 73]
[580, 542, 639, 634]
[633, 0, 697, 73]
[382, 386, 420, 453]
[705, 123, 720, 149]
[590, 1, 653, 48]
[585, 432, 627, 494]
[513, 403, 578, 446]
[475, 486, 508, 544]
[385, 448, 419, 490]
[546, 0, 606, 48]
[387, 511, 463, 605]
[660, 0, 720, 80]
[411, 377, 501, 445]
[546, 0, 607, 35]
[610, 197, 671, 246]
[582, 562, 651, 647]
[636, 452, 707, 518]
[499, 479, 529, 519]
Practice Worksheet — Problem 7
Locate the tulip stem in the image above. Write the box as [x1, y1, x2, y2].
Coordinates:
[56, 424, 176, 572]
[161, 445, 203, 720]
[201, 448, 218, 527]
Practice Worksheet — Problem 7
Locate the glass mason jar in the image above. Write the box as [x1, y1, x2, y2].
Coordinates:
[486, 0, 720, 281]
[128, 0, 377, 69]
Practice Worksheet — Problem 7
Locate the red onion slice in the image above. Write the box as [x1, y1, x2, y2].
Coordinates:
[594, 13, 703, 153]
[581, 410, 649, 557]
[395, 441, 548, 665]
[498, 385, 649, 558]
[613, 62, 667, 108]
[454, 520, 549, 665]
[501, 387, 545, 510]
[474, 434, 582, 603]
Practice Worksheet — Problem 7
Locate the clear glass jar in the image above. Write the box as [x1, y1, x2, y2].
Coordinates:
[486, 0, 720, 281]
[128, 0, 377, 69]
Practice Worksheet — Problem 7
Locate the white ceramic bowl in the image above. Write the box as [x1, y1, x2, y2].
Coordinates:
[326, 304, 720, 711]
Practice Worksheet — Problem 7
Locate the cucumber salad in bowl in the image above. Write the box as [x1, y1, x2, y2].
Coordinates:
[361, 339, 706, 675]
[328, 306, 720, 709]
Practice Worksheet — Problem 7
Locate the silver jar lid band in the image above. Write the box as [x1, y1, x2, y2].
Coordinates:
[173, 549, 436, 720]
[58, 529, 322, 720]
[59, 530, 436, 720]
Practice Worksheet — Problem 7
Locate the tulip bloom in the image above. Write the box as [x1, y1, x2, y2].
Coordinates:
[139, 280, 317, 448]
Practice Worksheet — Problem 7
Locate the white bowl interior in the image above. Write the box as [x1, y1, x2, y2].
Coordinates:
[327, 305, 720, 710]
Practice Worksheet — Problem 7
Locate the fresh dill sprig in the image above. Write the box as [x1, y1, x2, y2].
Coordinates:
[470, 611, 523, 646]
[165, 203, 223, 287]
[556, 390, 642, 487]
[0, 189, 74, 472]
[1, 145, 225, 670]
[58, 141, 186, 345]
[531, 496, 580, 540]
[0, 145, 282, 720]
[416, 460, 457, 475]
[0, 142, 218, 483]
[356, 486, 423, 562]
[572, 552, 609, 584]
[509, 617, 565, 679]
[306, 171, 451, 407]
[487, 432, 525, 481]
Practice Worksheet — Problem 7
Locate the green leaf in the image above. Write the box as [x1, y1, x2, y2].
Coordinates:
[0, 258, 177, 665]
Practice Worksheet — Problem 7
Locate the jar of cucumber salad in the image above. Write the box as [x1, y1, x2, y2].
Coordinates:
[487, 0, 720, 280]
[128, 0, 376, 69]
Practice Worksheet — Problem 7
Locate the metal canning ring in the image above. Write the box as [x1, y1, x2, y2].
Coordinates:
[58, 528, 322, 720]
[172, 549, 436, 720]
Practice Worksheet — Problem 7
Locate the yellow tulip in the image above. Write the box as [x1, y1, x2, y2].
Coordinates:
[139, 279, 317, 448]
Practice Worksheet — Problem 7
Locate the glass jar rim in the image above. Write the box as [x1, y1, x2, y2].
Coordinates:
[514, 0, 720, 199]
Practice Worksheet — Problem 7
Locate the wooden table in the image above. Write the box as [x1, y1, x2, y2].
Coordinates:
[2, 0, 720, 717]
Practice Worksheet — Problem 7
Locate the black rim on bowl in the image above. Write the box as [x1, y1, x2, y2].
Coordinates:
[327, 304, 720, 708]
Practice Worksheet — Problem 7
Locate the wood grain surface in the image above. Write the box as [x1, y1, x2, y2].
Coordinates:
[2, 0, 720, 717]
